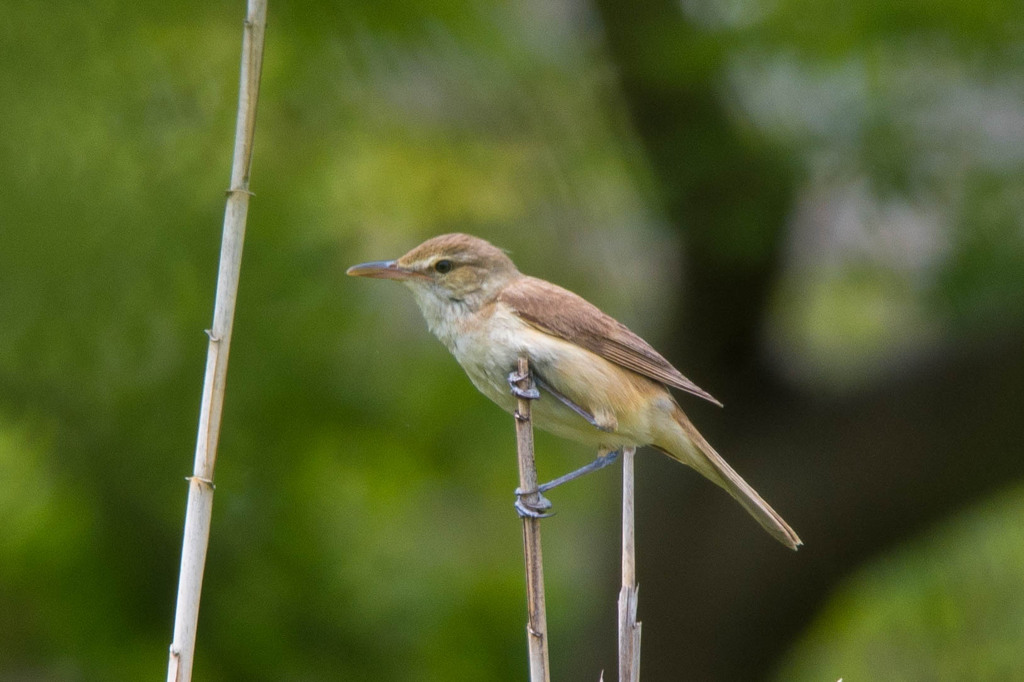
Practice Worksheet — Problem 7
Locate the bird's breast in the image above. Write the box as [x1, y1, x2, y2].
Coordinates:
[443, 303, 666, 449]
[448, 304, 529, 408]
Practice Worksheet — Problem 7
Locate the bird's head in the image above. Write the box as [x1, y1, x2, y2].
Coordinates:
[347, 233, 519, 313]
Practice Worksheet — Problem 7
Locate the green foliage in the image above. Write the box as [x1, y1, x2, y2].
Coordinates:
[936, 173, 1024, 327]
[775, 485, 1024, 681]
[0, 1, 645, 679]
[0, 0, 1021, 679]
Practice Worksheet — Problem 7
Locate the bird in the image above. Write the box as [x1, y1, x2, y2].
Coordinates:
[347, 233, 801, 550]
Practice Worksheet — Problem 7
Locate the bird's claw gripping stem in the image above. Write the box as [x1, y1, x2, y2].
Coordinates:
[508, 370, 540, 400]
[514, 488, 555, 519]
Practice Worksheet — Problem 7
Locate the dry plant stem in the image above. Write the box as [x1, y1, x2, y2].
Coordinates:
[618, 446, 641, 682]
[166, 2, 267, 681]
[514, 357, 551, 682]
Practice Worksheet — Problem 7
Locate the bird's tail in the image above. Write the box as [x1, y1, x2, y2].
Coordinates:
[654, 406, 802, 550]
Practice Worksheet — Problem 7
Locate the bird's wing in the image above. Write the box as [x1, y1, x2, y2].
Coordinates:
[497, 276, 722, 406]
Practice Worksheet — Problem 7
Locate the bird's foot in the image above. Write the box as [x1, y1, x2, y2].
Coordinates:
[507, 370, 540, 400]
[514, 488, 554, 518]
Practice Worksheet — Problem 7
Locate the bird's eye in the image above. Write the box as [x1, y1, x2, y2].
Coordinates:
[434, 259, 454, 274]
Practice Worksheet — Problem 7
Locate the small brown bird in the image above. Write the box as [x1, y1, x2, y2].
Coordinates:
[347, 233, 801, 549]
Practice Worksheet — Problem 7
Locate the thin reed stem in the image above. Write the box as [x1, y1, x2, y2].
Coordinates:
[618, 446, 641, 682]
[513, 357, 551, 682]
[166, 3, 267, 680]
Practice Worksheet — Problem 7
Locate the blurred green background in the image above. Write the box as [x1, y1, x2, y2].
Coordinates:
[1, 0, 1023, 679]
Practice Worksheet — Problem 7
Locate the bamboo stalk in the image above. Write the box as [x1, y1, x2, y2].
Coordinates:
[617, 446, 641, 682]
[513, 357, 551, 682]
[166, 3, 267, 681]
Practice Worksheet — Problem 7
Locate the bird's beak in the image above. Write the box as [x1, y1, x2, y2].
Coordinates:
[346, 259, 418, 281]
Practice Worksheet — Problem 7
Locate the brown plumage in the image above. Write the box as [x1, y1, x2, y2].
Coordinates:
[497, 276, 723, 406]
[348, 233, 801, 549]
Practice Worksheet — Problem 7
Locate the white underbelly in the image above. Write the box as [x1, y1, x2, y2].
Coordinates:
[447, 312, 655, 450]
